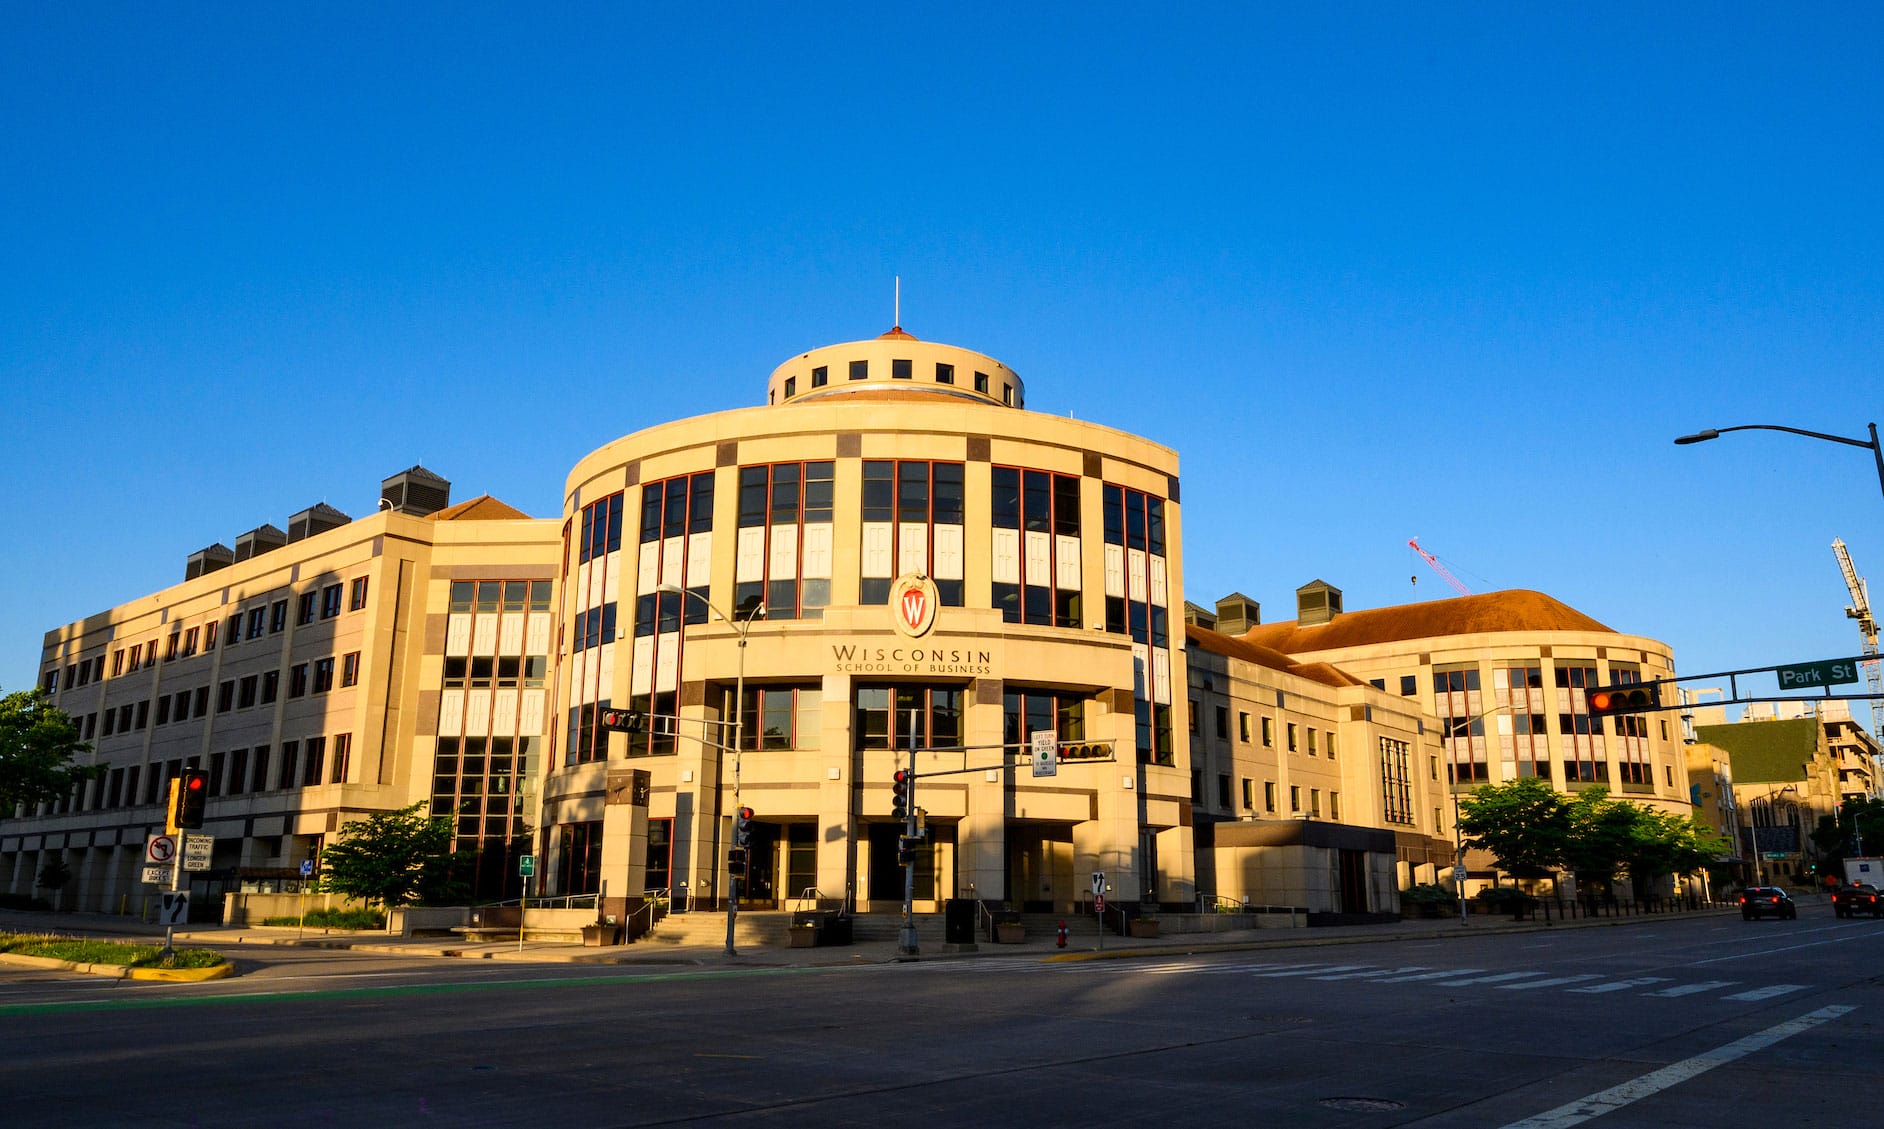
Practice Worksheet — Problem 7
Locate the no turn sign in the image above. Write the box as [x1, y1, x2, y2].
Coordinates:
[146, 834, 177, 865]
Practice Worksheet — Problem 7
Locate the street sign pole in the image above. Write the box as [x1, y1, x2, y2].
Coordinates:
[1092, 871, 1106, 953]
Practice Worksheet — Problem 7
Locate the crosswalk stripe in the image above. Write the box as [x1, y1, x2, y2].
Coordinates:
[1377, 968, 1484, 982]
[1257, 964, 1361, 978]
[1311, 966, 1430, 981]
[1435, 971, 1548, 987]
[1498, 974, 1606, 990]
[1649, 981, 1738, 997]
[1723, 984, 1807, 1001]
[1568, 977, 1672, 993]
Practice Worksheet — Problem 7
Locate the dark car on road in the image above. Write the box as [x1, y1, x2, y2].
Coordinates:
[1832, 883, 1884, 918]
[1740, 886, 1796, 920]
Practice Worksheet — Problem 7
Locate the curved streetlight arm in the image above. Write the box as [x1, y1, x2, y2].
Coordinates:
[1675, 422, 1884, 504]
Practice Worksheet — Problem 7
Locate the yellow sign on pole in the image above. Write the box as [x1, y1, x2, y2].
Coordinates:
[164, 778, 182, 836]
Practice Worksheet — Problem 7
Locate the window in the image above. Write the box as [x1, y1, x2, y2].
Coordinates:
[892, 358, 912, 379]
[238, 675, 258, 709]
[250, 746, 270, 793]
[734, 685, 822, 751]
[321, 583, 343, 618]
[1262, 717, 1274, 747]
[974, 371, 989, 393]
[1214, 706, 1228, 738]
[349, 576, 369, 611]
[935, 362, 954, 384]
[1217, 775, 1233, 809]
[1330, 792, 1341, 820]
[155, 696, 171, 726]
[1286, 723, 1298, 752]
[782, 375, 796, 398]
[1399, 675, 1417, 696]
[811, 365, 828, 387]
[261, 671, 278, 704]
[227, 748, 248, 797]
[1238, 712, 1250, 742]
[165, 633, 180, 661]
[341, 652, 360, 687]
[862, 459, 965, 607]
[1289, 785, 1301, 813]
[270, 599, 288, 633]
[849, 359, 868, 381]
[193, 686, 208, 716]
[1240, 778, 1253, 810]
[1310, 788, 1321, 818]
[1307, 729, 1318, 756]
[1264, 781, 1277, 812]
[859, 684, 965, 751]
[289, 664, 309, 698]
[1001, 688, 1087, 752]
[128, 644, 141, 670]
[990, 465, 1080, 626]
[204, 621, 218, 651]
[735, 462, 833, 620]
[1379, 737, 1414, 825]
[134, 701, 148, 729]
[312, 658, 335, 693]
[182, 627, 199, 657]
[297, 592, 316, 625]
[111, 650, 124, 677]
[1187, 700, 1200, 734]
[277, 741, 299, 790]
[303, 737, 326, 787]
[217, 680, 236, 713]
[247, 608, 266, 639]
[330, 734, 351, 783]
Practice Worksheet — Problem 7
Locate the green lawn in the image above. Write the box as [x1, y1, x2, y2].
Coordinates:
[0, 932, 224, 969]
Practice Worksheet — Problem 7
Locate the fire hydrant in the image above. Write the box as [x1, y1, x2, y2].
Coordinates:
[1056, 920, 1068, 948]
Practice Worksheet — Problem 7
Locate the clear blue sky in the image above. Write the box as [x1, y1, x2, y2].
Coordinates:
[4, 5, 1882, 711]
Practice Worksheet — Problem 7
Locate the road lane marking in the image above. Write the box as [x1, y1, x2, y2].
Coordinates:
[1498, 1005, 1855, 1129]
[1567, 977, 1671, 994]
[1434, 971, 1547, 987]
[1311, 967, 1430, 981]
[1722, 984, 1807, 1001]
[1498, 974, 1605, 991]
[1647, 981, 1737, 997]
[1377, 968, 1483, 982]
[1257, 964, 1364, 978]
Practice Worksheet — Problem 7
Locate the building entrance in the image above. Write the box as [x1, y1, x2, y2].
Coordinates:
[738, 821, 778, 908]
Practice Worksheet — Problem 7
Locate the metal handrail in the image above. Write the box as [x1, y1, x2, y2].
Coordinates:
[480, 893, 598, 909]
[786, 886, 834, 913]
[626, 888, 670, 935]
[1195, 893, 1248, 914]
[976, 899, 998, 939]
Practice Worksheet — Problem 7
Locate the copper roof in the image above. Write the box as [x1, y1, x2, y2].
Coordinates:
[1241, 589, 1616, 654]
[1185, 624, 1366, 688]
[877, 326, 917, 340]
[429, 495, 531, 521]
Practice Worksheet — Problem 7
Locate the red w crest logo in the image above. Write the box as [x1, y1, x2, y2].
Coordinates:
[898, 587, 928, 631]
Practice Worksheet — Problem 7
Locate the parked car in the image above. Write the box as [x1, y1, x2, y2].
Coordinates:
[1832, 883, 1884, 918]
[1740, 886, 1797, 920]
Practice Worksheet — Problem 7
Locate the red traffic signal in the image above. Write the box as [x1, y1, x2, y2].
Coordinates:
[891, 769, 911, 818]
[1587, 683, 1661, 716]
[176, 768, 209, 829]
[599, 709, 645, 733]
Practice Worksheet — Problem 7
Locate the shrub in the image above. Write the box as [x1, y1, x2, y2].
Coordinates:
[261, 907, 385, 930]
[1400, 883, 1457, 907]
[1475, 886, 1539, 911]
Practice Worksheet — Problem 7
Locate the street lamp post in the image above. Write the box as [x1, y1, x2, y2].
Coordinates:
[657, 583, 763, 957]
[1675, 421, 1884, 504]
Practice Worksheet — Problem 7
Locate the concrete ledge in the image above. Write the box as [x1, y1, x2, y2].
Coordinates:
[0, 951, 235, 981]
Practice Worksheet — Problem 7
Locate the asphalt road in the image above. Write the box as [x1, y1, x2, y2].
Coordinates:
[4, 913, 1880, 1128]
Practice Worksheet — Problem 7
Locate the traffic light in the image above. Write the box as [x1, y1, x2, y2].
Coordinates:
[735, 805, 754, 847]
[176, 768, 209, 829]
[891, 769, 911, 819]
[727, 846, 748, 879]
[1586, 682, 1661, 716]
[598, 709, 645, 733]
[1057, 741, 1112, 762]
[897, 835, 920, 866]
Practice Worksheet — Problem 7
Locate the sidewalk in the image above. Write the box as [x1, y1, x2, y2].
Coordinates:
[0, 902, 1744, 972]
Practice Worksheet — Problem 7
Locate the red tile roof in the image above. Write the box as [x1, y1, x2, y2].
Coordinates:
[1185, 624, 1367, 687]
[1240, 590, 1615, 654]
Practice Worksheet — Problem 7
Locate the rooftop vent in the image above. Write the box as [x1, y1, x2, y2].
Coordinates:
[1214, 592, 1261, 635]
[1296, 580, 1343, 628]
[288, 502, 351, 543]
[1182, 601, 1217, 630]
[380, 465, 451, 517]
[233, 523, 288, 562]
[184, 543, 235, 581]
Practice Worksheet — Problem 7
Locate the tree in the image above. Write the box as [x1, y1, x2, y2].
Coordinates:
[319, 803, 467, 929]
[1456, 777, 1572, 880]
[1623, 809, 1727, 895]
[1562, 787, 1637, 890]
[1813, 797, 1884, 876]
[0, 689, 101, 814]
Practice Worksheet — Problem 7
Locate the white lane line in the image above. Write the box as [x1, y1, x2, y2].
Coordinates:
[1498, 1005, 1855, 1129]
[1378, 968, 1483, 983]
[1568, 977, 1672, 994]
[1311, 966, 1430, 981]
[1435, 971, 1548, 987]
[1723, 984, 1808, 1002]
[1498, 974, 1606, 991]
[1257, 964, 1364, 978]
[1198, 962, 1296, 974]
[1648, 981, 1738, 998]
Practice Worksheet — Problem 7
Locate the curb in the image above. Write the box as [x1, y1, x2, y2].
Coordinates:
[0, 951, 235, 981]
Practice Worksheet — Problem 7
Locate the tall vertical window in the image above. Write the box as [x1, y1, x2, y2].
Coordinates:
[736, 461, 834, 621]
[860, 460, 964, 606]
[1103, 483, 1173, 765]
[1433, 664, 1488, 783]
[621, 473, 716, 760]
[1495, 664, 1550, 780]
[1379, 736, 1414, 825]
[1554, 661, 1608, 783]
[1607, 663, 1651, 786]
[991, 466, 1081, 627]
[349, 576, 370, 610]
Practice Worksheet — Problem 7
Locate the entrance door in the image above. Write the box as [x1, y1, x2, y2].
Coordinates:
[738, 822, 778, 908]
[785, 823, 817, 903]
[1338, 849, 1369, 913]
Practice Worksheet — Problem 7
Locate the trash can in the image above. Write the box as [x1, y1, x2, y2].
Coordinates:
[944, 899, 977, 945]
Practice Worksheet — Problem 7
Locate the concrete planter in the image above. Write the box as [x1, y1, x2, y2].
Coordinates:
[994, 923, 1025, 944]
[1128, 919, 1160, 938]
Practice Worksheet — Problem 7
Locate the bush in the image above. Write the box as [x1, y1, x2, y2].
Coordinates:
[1475, 886, 1540, 912]
[261, 907, 385, 930]
[1400, 883, 1457, 907]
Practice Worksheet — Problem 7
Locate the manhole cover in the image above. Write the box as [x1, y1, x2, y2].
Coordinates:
[1319, 1097, 1406, 1112]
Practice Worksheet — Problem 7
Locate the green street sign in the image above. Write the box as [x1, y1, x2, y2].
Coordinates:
[518, 855, 536, 877]
[1776, 659, 1860, 691]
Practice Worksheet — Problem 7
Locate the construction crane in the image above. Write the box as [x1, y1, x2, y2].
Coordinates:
[1832, 537, 1883, 733]
[1408, 537, 1472, 596]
